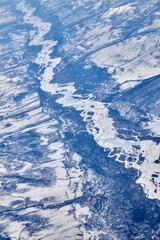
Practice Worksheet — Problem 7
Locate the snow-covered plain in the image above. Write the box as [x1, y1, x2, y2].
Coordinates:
[0, 0, 160, 239]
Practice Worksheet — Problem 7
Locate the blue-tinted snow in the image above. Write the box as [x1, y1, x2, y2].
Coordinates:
[0, 0, 160, 239]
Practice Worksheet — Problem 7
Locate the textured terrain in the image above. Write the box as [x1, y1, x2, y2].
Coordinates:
[0, 0, 160, 239]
